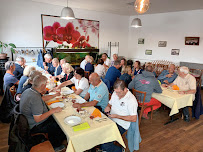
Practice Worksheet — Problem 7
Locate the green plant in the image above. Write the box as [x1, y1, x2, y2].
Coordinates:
[0, 41, 16, 54]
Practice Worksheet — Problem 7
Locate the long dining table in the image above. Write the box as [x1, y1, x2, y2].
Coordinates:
[46, 87, 125, 152]
[152, 87, 193, 124]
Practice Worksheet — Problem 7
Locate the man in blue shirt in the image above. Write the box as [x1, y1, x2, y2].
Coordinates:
[105, 60, 121, 88]
[158, 64, 177, 84]
[73, 73, 109, 112]
[43, 54, 55, 75]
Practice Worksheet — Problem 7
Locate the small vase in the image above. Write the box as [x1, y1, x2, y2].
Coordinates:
[0, 53, 7, 59]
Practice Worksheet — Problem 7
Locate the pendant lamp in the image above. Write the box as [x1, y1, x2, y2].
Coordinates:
[61, 0, 75, 20]
[131, 18, 142, 28]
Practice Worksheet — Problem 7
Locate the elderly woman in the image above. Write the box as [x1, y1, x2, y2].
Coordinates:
[119, 66, 132, 86]
[132, 60, 143, 76]
[52, 58, 62, 76]
[56, 67, 89, 98]
[3, 61, 19, 90]
[17, 66, 36, 94]
[119, 58, 127, 74]
[60, 63, 74, 84]
[85, 56, 94, 73]
[95, 59, 106, 78]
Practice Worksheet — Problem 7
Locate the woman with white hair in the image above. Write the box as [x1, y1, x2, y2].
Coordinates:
[17, 66, 36, 94]
[60, 63, 74, 86]
[166, 66, 196, 122]
[52, 58, 62, 76]
[85, 56, 94, 73]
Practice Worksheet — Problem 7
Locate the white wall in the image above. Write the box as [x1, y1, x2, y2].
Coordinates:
[128, 10, 203, 64]
[0, 0, 129, 60]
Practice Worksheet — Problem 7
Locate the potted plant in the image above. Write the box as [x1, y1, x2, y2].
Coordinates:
[0, 41, 16, 59]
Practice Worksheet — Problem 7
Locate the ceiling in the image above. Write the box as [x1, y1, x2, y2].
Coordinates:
[32, 0, 203, 16]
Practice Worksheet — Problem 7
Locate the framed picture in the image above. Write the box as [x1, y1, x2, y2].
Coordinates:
[138, 38, 144, 44]
[145, 50, 152, 55]
[185, 37, 200, 45]
[171, 49, 180, 55]
[158, 41, 167, 47]
[41, 14, 99, 50]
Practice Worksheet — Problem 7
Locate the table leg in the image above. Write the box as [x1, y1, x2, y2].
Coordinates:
[164, 115, 179, 125]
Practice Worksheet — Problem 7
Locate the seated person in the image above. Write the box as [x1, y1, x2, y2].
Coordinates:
[102, 53, 111, 68]
[19, 75, 66, 150]
[80, 55, 89, 70]
[158, 64, 177, 84]
[43, 54, 55, 75]
[110, 54, 118, 67]
[13, 56, 25, 80]
[52, 58, 62, 76]
[132, 60, 143, 76]
[95, 59, 106, 78]
[3, 61, 19, 90]
[105, 60, 121, 88]
[59, 59, 67, 76]
[128, 65, 162, 119]
[165, 66, 196, 122]
[56, 67, 89, 98]
[60, 63, 74, 88]
[119, 58, 127, 74]
[102, 80, 138, 152]
[119, 66, 132, 86]
[73, 73, 109, 112]
[17, 66, 36, 94]
[85, 56, 94, 73]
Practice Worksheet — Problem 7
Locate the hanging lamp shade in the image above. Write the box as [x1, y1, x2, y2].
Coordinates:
[131, 18, 142, 28]
[61, 0, 75, 20]
[134, 0, 150, 14]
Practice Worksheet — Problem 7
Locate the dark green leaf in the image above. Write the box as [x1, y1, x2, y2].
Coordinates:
[4, 44, 8, 47]
[9, 43, 16, 48]
[11, 48, 15, 53]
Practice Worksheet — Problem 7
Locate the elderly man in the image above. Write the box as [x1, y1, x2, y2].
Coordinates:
[13, 56, 24, 80]
[43, 54, 55, 75]
[4, 61, 19, 90]
[167, 66, 196, 122]
[128, 65, 162, 119]
[73, 73, 109, 112]
[19, 75, 66, 150]
[105, 60, 121, 88]
[158, 64, 177, 84]
[80, 55, 90, 70]
[102, 53, 111, 68]
[102, 80, 138, 152]
[110, 54, 118, 67]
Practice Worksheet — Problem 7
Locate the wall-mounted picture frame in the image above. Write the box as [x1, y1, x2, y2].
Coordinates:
[171, 49, 180, 55]
[158, 41, 167, 47]
[138, 38, 144, 44]
[185, 37, 200, 45]
[145, 50, 152, 55]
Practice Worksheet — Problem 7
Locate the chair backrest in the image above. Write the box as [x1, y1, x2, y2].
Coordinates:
[189, 69, 203, 87]
[109, 93, 112, 100]
[9, 85, 16, 98]
[132, 88, 146, 104]
[101, 78, 111, 92]
[84, 71, 90, 79]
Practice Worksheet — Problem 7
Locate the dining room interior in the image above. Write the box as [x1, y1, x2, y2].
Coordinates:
[0, 0, 203, 152]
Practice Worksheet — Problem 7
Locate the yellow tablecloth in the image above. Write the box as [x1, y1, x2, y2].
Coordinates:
[152, 87, 193, 116]
[47, 88, 125, 152]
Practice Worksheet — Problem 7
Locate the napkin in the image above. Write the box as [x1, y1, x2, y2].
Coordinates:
[91, 108, 102, 118]
[47, 100, 60, 105]
[72, 122, 90, 132]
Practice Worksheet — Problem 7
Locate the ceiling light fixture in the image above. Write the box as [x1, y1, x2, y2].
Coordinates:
[61, 0, 75, 20]
[131, 18, 142, 28]
[134, 0, 150, 14]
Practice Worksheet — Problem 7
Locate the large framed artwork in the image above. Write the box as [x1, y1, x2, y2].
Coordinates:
[41, 14, 99, 50]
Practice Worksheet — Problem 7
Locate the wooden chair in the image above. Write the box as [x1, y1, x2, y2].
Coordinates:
[109, 93, 112, 100]
[132, 88, 153, 126]
[84, 71, 90, 80]
[189, 69, 203, 87]
[9, 85, 16, 98]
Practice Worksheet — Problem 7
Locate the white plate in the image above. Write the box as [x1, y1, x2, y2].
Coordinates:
[50, 102, 64, 108]
[61, 90, 74, 95]
[64, 116, 81, 126]
[48, 92, 55, 95]
[76, 98, 86, 103]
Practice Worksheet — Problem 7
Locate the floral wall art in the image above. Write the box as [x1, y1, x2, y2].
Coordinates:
[41, 15, 99, 49]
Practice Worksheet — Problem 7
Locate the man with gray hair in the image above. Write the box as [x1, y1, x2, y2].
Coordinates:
[128, 65, 162, 119]
[43, 53, 55, 75]
[3, 61, 19, 90]
[20, 75, 66, 150]
[13, 56, 24, 80]
[80, 55, 90, 70]
[167, 66, 196, 122]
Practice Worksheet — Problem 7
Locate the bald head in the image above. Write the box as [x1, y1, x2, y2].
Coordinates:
[89, 73, 101, 86]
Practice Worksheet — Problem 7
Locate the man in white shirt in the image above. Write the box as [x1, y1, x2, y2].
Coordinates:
[167, 66, 196, 122]
[80, 55, 90, 70]
[102, 79, 138, 152]
[102, 53, 111, 68]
